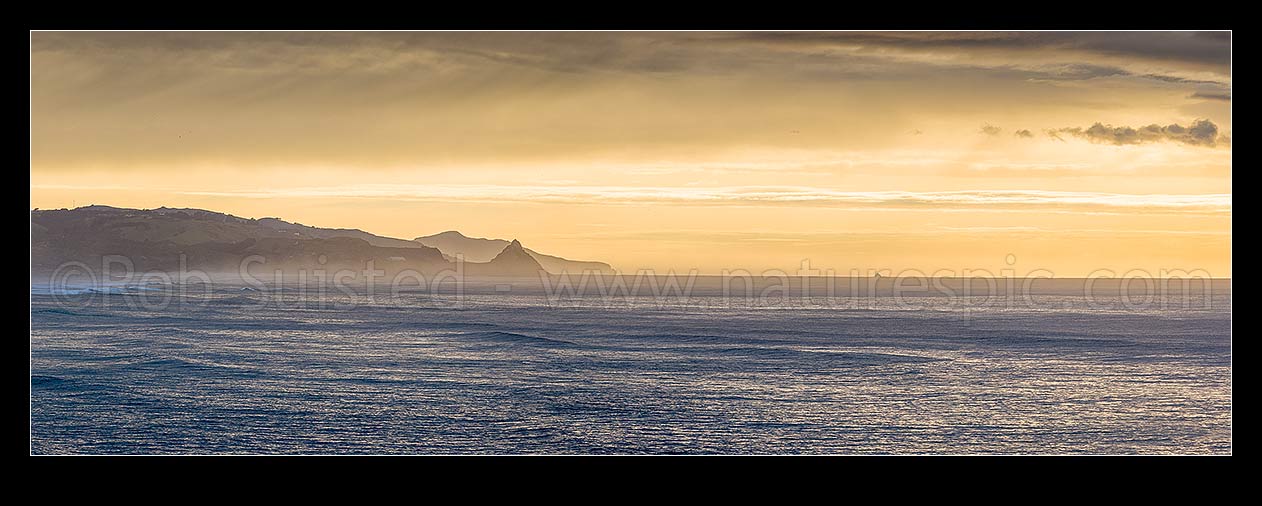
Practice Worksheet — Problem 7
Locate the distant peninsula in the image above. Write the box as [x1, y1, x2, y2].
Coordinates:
[31, 205, 613, 277]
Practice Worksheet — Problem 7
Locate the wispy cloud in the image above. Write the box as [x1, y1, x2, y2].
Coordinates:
[550, 225, 1230, 243]
[1189, 91, 1231, 102]
[137, 184, 1232, 213]
[694, 31, 1231, 84]
[938, 225, 1229, 236]
[966, 162, 1091, 172]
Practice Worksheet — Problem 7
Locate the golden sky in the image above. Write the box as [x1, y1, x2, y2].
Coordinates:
[30, 32, 1231, 276]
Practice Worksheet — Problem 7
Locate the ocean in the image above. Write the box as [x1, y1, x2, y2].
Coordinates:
[30, 282, 1232, 454]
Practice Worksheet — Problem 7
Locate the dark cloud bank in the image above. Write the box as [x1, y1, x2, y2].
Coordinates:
[1052, 119, 1226, 147]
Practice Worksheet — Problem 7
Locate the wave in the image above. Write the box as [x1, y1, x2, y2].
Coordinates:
[30, 285, 165, 296]
[31, 374, 70, 387]
[646, 333, 757, 344]
[31, 308, 110, 318]
[458, 331, 577, 348]
[207, 295, 263, 306]
[716, 347, 948, 365]
[131, 357, 264, 377]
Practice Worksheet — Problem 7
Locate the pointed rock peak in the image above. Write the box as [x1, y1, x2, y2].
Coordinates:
[495, 239, 526, 257]
[489, 238, 543, 271]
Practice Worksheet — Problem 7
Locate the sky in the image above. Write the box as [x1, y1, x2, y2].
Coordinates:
[30, 31, 1231, 276]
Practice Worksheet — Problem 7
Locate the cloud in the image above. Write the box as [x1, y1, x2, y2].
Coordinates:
[1005, 65, 1226, 86]
[1054, 119, 1225, 147]
[32, 32, 1231, 88]
[701, 31, 1231, 82]
[29, 32, 1234, 172]
[1014, 129, 1034, 138]
[980, 124, 1002, 136]
[712, 32, 1229, 67]
[1031, 63, 1132, 81]
[1139, 73, 1227, 85]
[127, 184, 1229, 214]
[1189, 91, 1231, 102]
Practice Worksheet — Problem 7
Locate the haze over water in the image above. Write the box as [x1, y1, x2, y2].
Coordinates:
[31, 284, 1231, 454]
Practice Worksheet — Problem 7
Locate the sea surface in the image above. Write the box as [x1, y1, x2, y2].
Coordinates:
[30, 285, 1232, 454]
